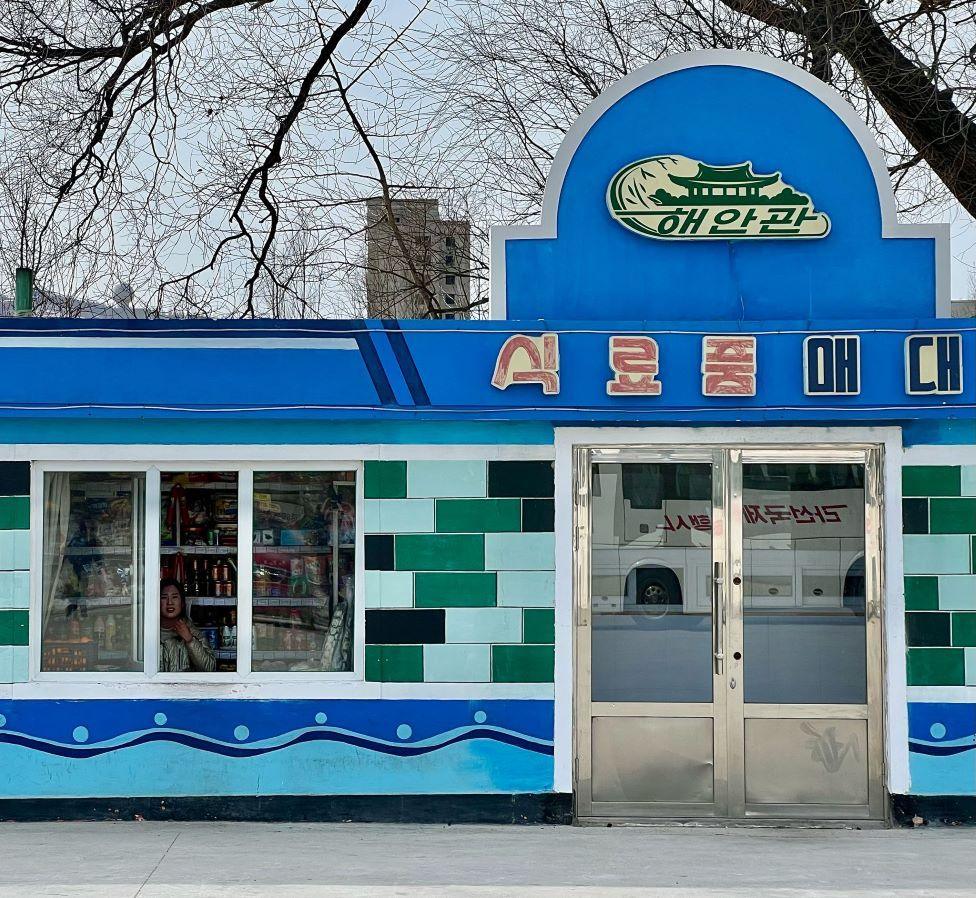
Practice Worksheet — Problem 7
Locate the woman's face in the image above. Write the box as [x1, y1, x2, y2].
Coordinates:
[160, 584, 184, 620]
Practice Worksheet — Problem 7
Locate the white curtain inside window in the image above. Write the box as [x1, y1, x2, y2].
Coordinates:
[41, 472, 72, 634]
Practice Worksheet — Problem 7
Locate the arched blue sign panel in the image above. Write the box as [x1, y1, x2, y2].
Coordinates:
[491, 52, 947, 322]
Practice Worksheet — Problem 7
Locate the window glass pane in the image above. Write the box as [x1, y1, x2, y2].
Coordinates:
[159, 472, 238, 673]
[41, 472, 145, 672]
[742, 462, 867, 703]
[590, 462, 713, 702]
[252, 471, 356, 672]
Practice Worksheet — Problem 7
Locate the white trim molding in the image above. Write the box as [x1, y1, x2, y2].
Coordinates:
[489, 51, 949, 320]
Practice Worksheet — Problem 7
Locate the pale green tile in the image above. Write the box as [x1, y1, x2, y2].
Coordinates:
[407, 461, 487, 498]
[423, 643, 490, 682]
[0, 531, 28, 571]
[444, 608, 522, 643]
[484, 533, 555, 571]
[903, 535, 972, 575]
[364, 499, 434, 534]
[364, 570, 414, 608]
[966, 647, 976, 685]
[962, 466, 976, 497]
[497, 571, 555, 607]
[0, 572, 29, 609]
[0, 645, 28, 683]
[938, 575, 976, 610]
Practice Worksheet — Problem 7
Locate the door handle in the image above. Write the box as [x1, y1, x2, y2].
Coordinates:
[713, 561, 724, 674]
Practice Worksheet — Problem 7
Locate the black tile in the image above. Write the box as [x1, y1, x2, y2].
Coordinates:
[522, 499, 554, 532]
[365, 534, 394, 571]
[903, 498, 929, 535]
[365, 609, 445, 644]
[906, 612, 950, 647]
[488, 461, 554, 498]
[0, 462, 29, 497]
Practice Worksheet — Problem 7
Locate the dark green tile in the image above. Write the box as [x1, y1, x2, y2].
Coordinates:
[0, 610, 27, 646]
[415, 572, 496, 607]
[930, 499, 976, 534]
[365, 645, 423, 682]
[953, 613, 976, 647]
[903, 466, 960, 497]
[902, 498, 928, 535]
[522, 499, 555, 533]
[492, 645, 554, 683]
[487, 461, 554, 498]
[435, 499, 521, 533]
[905, 576, 939, 610]
[0, 497, 29, 531]
[395, 534, 484, 571]
[906, 612, 950, 646]
[907, 647, 964, 686]
[364, 461, 406, 499]
[523, 609, 555, 644]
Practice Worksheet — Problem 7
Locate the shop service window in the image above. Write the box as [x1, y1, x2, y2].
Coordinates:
[252, 471, 355, 672]
[159, 472, 238, 673]
[41, 472, 146, 672]
[39, 466, 357, 677]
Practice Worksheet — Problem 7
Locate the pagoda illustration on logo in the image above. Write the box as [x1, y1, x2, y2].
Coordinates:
[607, 155, 830, 240]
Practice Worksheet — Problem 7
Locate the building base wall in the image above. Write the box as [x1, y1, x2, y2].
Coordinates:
[891, 794, 976, 826]
[0, 793, 573, 824]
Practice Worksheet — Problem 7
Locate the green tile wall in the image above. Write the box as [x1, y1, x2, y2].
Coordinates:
[904, 464, 976, 686]
[0, 466, 29, 684]
[364, 459, 555, 683]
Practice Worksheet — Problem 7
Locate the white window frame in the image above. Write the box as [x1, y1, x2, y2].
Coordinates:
[29, 458, 365, 686]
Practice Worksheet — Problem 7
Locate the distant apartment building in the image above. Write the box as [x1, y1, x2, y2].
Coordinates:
[365, 197, 471, 318]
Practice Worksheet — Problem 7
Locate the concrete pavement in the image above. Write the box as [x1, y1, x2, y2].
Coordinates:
[0, 821, 974, 896]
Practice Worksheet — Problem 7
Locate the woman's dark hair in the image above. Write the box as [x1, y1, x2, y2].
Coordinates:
[159, 577, 187, 616]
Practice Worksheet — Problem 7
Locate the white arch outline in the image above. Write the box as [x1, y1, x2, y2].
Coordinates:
[488, 50, 949, 320]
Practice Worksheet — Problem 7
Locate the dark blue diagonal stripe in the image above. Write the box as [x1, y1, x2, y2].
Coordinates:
[382, 321, 430, 407]
[354, 327, 396, 405]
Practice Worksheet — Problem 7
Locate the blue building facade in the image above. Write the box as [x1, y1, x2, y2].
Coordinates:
[0, 52, 972, 823]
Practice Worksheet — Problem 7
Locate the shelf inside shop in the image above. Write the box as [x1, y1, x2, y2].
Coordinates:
[251, 650, 316, 661]
[160, 546, 238, 555]
[164, 481, 237, 490]
[189, 596, 238, 606]
[56, 595, 134, 607]
[252, 596, 328, 607]
[256, 481, 355, 490]
[96, 650, 133, 660]
[214, 648, 237, 660]
[252, 544, 354, 553]
[62, 546, 132, 556]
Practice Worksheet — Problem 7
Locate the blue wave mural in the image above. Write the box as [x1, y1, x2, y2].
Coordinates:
[0, 723, 552, 760]
[909, 702, 976, 795]
[0, 699, 555, 798]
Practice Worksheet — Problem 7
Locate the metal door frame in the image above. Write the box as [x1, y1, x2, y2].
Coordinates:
[574, 446, 730, 819]
[573, 442, 886, 823]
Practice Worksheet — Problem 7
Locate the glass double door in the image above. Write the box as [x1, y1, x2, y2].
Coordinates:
[574, 446, 884, 821]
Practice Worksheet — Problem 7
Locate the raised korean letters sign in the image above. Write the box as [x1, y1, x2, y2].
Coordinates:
[606, 155, 831, 240]
[489, 331, 966, 403]
[490, 333, 560, 395]
[701, 336, 757, 397]
[905, 334, 963, 395]
[804, 335, 860, 396]
[607, 336, 662, 395]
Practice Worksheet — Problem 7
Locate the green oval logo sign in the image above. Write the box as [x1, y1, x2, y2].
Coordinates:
[607, 155, 830, 240]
